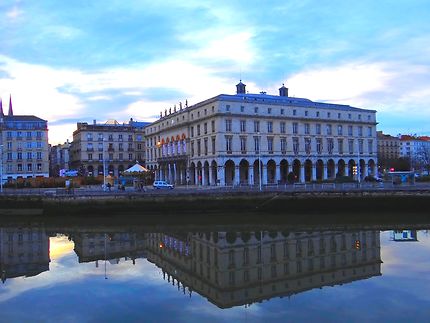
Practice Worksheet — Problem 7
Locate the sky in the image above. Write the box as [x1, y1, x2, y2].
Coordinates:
[0, 0, 429, 144]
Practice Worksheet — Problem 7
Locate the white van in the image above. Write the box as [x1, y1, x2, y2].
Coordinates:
[153, 180, 174, 189]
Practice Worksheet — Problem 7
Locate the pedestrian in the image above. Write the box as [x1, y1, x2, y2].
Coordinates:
[107, 182, 111, 191]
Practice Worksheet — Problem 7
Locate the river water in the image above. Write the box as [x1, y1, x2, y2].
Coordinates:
[0, 222, 429, 322]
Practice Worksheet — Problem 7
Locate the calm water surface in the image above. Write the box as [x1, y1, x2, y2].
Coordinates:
[0, 223, 429, 322]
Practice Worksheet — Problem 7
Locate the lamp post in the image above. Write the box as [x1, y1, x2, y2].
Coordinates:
[357, 139, 361, 183]
[257, 133, 262, 191]
[103, 137, 106, 191]
[0, 144, 3, 193]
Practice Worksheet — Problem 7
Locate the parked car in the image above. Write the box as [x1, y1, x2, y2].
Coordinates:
[364, 175, 382, 182]
[153, 180, 174, 189]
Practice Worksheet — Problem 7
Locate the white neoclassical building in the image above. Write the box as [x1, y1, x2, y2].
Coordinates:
[145, 81, 378, 186]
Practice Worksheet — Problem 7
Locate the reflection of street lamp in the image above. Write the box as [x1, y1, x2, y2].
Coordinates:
[104, 233, 108, 280]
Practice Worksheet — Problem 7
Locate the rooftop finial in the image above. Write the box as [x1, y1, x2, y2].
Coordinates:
[8, 94, 13, 116]
[0, 98, 3, 117]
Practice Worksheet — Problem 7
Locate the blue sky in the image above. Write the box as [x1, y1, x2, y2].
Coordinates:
[1, 0, 429, 144]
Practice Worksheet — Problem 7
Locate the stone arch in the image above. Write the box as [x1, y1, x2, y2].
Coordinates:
[304, 159, 312, 182]
[316, 159, 324, 181]
[337, 159, 346, 177]
[327, 159, 335, 179]
[359, 159, 366, 180]
[368, 159, 376, 176]
[224, 160, 235, 186]
[108, 165, 114, 176]
[292, 159, 301, 182]
[239, 159, 249, 185]
[280, 159, 289, 184]
[267, 159, 276, 184]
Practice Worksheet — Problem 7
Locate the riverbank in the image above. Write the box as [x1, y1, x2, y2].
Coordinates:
[0, 190, 429, 217]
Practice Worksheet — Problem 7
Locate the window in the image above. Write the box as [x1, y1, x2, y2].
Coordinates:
[88, 153, 93, 160]
[348, 125, 353, 136]
[110, 153, 114, 160]
[211, 120, 215, 133]
[98, 153, 103, 161]
[292, 122, 298, 134]
[358, 126, 363, 137]
[280, 137, 287, 153]
[240, 105, 245, 112]
[293, 109, 297, 116]
[305, 138, 311, 154]
[316, 111, 320, 117]
[293, 137, 299, 154]
[359, 139, 364, 154]
[226, 104, 230, 112]
[197, 124, 201, 136]
[268, 107, 272, 114]
[326, 124, 332, 135]
[37, 152, 42, 160]
[191, 141, 195, 156]
[225, 136, 232, 153]
[267, 137, 274, 153]
[204, 123, 207, 134]
[211, 137, 216, 154]
[368, 140, 373, 154]
[348, 139, 354, 154]
[304, 123, 310, 135]
[254, 121, 260, 133]
[316, 124, 321, 135]
[18, 164, 22, 171]
[7, 152, 12, 161]
[317, 138, 323, 154]
[358, 114, 362, 120]
[27, 152, 32, 159]
[267, 121, 273, 133]
[348, 113, 352, 119]
[7, 142, 12, 149]
[17, 152, 22, 160]
[280, 122, 286, 134]
[338, 113, 341, 119]
[204, 138, 208, 155]
[368, 126, 372, 137]
[240, 137, 246, 154]
[240, 120, 246, 132]
[327, 112, 331, 118]
[37, 163, 42, 171]
[281, 109, 284, 115]
[108, 134, 113, 141]
[254, 136, 260, 153]
[338, 139, 344, 154]
[197, 140, 201, 156]
[327, 138, 334, 154]
[337, 125, 343, 136]
[254, 106, 259, 113]
[225, 119, 232, 132]
[27, 163, 32, 171]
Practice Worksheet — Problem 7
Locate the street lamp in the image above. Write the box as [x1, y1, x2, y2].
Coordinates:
[103, 137, 106, 190]
[357, 139, 361, 183]
[0, 144, 3, 193]
[257, 133, 262, 191]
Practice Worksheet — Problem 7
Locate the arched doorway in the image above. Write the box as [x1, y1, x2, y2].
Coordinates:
[267, 160, 276, 184]
[224, 160, 235, 186]
[348, 159, 356, 178]
[327, 159, 335, 179]
[280, 159, 288, 183]
[239, 159, 249, 185]
[316, 159, 324, 181]
[304, 159, 312, 182]
[368, 159, 376, 176]
[292, 159, 301, 182]
[253, 160, 262, 186]
[87, 165, 94, 177]
[337, 159, 345, 177]
[197, 161, 203, 185]
[189, 162, 196, 185]
[359, 159, 366, 180]
[98, 165, 103, 176]
[211, 161, 218, 185]
[204, 161, 210, 185]
[118, 165, 124, 176]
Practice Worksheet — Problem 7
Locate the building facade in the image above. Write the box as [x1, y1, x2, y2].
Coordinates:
[49, 140, 71, 176]
[377, 131, 400, 161]
[145, 82, 378, 185]
[69, 119, 148, 177]
[0, 97, 49, 181]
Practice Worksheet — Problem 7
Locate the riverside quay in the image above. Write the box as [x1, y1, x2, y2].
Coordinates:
[145, 81, 377, 186]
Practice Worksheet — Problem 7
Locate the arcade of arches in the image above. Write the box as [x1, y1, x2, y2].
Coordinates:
[155, 158, 377, 186]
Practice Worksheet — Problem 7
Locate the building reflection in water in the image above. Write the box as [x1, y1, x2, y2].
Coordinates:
[145, 230, 382, 308]
[0, 227, 50, 283]
[0, 224, 383, 309]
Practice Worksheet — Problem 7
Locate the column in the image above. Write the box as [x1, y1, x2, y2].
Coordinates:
[194, 167, 198, 186]
[218, 166, 225, 186]
[312, 165, 317, 181]
[248, 165, 254, 185]
[300, 165, 305, 183]
[179, 166, 184, 185]
[364, 163, 369, 177]
[201, 166, 206, 186]
[323, 165, 328, 180]
[234, 165, 240, 186]
[275, 164, 281, 184]
[262, 165, 268, 185]
[208, 166, 213, 186]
